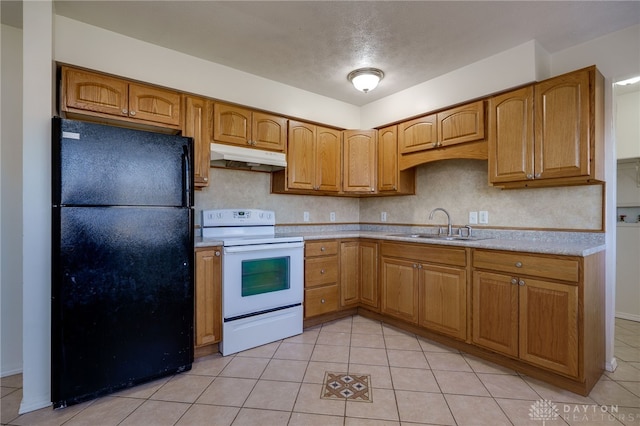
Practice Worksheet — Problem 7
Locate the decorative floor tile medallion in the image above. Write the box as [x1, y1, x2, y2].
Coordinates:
[321, 372, 371, 402]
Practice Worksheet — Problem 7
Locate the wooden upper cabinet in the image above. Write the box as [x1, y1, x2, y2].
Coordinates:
[128, 83, 181, 126]
[182, 95, 211, 188]
[488, 86, 534, 184]
[437, 100, 485, 147]
[398, 115, 437, 154]
[316, 126, 342, 192]
[285, 121, 340, 193]
[378, 125, 415, 194]
[489, 66, 603, 188]
[213, 103, 286, 152]
[62, 66, 181, 129]
[534, 69, 590, 180]
[343, 130, 377, 193]
[64, 67, 128, 117]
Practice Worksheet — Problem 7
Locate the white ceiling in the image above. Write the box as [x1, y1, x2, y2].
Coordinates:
[4, 1, 640, 105]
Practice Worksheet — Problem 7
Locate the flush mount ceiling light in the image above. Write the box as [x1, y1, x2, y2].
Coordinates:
[347, 68, 384, 93]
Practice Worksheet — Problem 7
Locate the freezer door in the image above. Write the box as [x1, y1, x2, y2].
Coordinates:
[52, 206, 194, 407]
[53, 117, 193, 207]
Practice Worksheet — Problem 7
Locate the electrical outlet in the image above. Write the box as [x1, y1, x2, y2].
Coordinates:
[479, 210, 489, 224]
[381, 212, 387, 222]
[303, 211, 310, 222]
[469, 211, 478, 224]
[330, 212, 336, 222]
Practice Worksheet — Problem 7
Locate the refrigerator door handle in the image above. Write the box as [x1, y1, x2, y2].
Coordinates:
[183, 145, 191, 207]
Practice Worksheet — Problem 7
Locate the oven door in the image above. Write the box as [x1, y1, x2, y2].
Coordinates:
[222, 241, 304, 320]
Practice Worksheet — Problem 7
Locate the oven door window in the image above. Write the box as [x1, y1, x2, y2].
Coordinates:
[241, 256, 290, 297]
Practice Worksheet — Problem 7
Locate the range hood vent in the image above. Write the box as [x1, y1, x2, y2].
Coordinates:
[210, 142, 286, 172]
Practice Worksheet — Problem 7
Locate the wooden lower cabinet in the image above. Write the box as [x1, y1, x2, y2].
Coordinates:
[472, 249, 587, 379]
[194, 247, 222, 347]
[304, 240, 340, 319]
[381, 257, 419, 324]
[418, 264, 467, 340]
[340, 240, 379, 310]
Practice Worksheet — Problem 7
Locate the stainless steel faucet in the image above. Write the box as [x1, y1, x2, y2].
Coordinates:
[429, 208, 452, 236]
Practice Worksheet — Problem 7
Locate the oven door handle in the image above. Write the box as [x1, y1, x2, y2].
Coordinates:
[224, 241, 304, 253]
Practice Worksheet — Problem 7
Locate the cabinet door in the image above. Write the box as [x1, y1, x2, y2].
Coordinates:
[398, 115, 437, 154]
[381, 257, 419, 324]
[378, 125, 399, 192]
[213, 103, 252, 146]
[340, 241, 360, 307]
[128, 83, 181, 126]
[183, 96, 211, 188]
[287, 121, 316, 190]
[534, 70, 590, 180]
[359, 241, 379, 310]
[63, 67, 129, 118]
[488, 86, 534, 184]
[519, 278, 579, 377]
[472, 271, 518, 357]
[252, 112, 287, 152]
[316, 126, 342, 192]
[437, 101, 485, 148]
[195, 248, 222, 347]
[419, 265, 467, 340]
[343, 130, 377, 193]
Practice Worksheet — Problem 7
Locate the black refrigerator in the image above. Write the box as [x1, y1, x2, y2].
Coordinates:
[51, 117, 194, 408]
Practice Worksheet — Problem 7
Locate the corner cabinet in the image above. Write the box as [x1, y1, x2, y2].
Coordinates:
[195, 247, 222, 348]
[488, 66, 604, 188]
[377, 125, 416, 195]
[61, 66, 181, 131]
[343, 130, 377, 194]
[182, 95, 211, 188]
[340, 240, 379, 310]
[212, 102, 287, 152]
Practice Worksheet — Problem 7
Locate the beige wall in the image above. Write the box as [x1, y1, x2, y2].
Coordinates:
[195, 160, 603, 230]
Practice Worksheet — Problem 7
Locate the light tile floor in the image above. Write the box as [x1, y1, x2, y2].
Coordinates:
[2, 316, 639, 425]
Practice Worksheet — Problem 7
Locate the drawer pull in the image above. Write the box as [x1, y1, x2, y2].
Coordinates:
[321, 247, 326, 251]
[515, 261, 523, 268]
[215, 251, 221, 257]
[320, 269, 325, 274]
[321, 298, 325, 304]
[511, 277, 518, 285]
[519, 279, 525, 286]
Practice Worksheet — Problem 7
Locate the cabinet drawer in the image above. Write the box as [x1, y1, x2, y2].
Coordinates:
[305, 257, 338, 287]
[305, 285, 339, 318]
[381, 242, 466, 267]
[473, 250, 579, 282]
[305, 240, 339, 257]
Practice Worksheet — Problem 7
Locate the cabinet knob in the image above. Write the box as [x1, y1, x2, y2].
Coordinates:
[121, 109, 128, 115]
[515, 261, 523, 268]
[215, 251, 220, 257]
[393, 186, 397, 190]
[320, 247, 325, 251]
[129, 110, 136, 116]
[413, 263, 418, 268]
[321, 298, 326, 304]
[535, 173, 541, 178]
[511, 277, 518, 285]
[518, 279, 525, 286]
[320, 269, 325, 274]
[371, 188, 375, 192]
[526, 174, 533, 179]
[203, 177, 208, 181]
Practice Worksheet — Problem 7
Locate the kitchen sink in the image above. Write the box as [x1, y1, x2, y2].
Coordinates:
[388, 233, 492, 241]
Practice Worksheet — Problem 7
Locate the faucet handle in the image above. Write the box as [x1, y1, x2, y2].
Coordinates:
[463, 225, 473, 238]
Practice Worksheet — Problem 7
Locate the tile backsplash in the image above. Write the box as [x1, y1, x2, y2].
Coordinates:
[194, 159, 603, 231]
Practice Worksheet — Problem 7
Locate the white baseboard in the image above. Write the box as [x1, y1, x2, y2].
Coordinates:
[1, 367, 23, 378]
[606, 357, 618, 373]
[615, 312, 640, 322]
[19, 399, 51, 415]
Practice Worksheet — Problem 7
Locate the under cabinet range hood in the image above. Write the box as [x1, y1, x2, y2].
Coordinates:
[210, 142, 286, 171]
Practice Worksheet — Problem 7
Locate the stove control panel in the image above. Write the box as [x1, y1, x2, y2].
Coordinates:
[202, 209, 275, 227]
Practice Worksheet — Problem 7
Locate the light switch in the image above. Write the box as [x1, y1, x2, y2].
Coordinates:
[303, 211, 310, 222]
[479, 211, 489, 224]
[330, 212, 336, 222]
[381, 212, 387, 222]
[469, 211, 478, 224]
